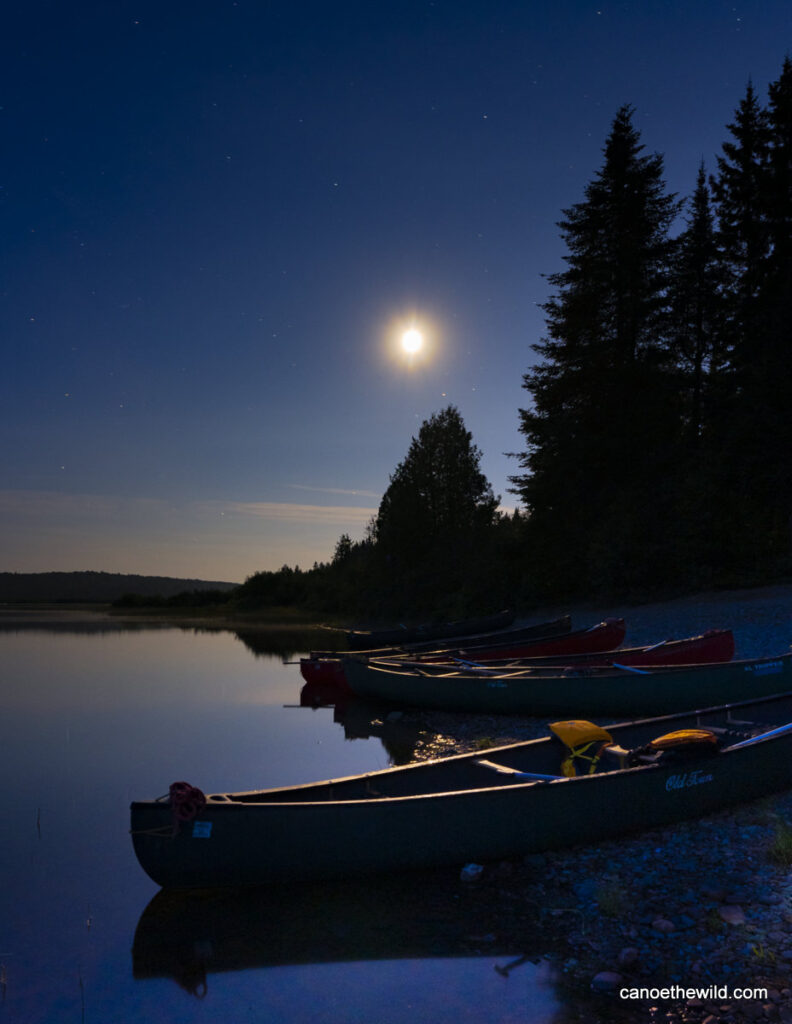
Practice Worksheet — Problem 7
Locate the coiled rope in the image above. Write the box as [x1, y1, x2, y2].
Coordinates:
[168, 781, 206, 834]
[129, 781, 207, 839]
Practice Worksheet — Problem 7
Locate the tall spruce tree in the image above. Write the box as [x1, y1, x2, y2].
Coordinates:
[669, 163, 726, 449]
[766, 58, 792, 282]
[761, 57, 792, 488]
[511, 106, 680, 593]
[663, 163, 737, 580]
[712, 69, 792, 564]
[711, 82, 771, 387]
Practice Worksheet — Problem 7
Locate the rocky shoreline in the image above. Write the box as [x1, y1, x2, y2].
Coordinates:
[402, 709, 792, 1023]
[530, 797, 792, 1023]
[397, 585, 792, 1023]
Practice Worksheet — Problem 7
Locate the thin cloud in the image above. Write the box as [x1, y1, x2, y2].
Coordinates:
[0, 491, 377, 528]
[216, 501, 377, 525]
[286, 484, 380, 499]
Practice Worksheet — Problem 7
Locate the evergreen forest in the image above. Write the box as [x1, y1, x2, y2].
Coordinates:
[237, 59, 792, 619]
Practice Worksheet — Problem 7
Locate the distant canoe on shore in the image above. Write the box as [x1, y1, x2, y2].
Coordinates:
[301, 616, 619, 690]
[341, 608, 517, 649]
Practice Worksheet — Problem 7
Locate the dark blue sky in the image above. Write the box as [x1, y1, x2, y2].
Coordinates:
[3, 0, 790, 580]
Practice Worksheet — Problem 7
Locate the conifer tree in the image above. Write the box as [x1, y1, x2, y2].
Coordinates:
[669, 163, 726, 449]
[662, 163, 739, 581]
[373, 406, 498, 608]
[750, 59, 792, 541]
[711, 82, 771, 383]
[766, 58, 792, 280]
[511, 106, 680, 592]
[712, 70, 792, 561]
[761, 57, 792, 396]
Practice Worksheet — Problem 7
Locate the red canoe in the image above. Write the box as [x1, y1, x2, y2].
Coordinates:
[408, 628, 735, 670]
[299, 656, 354, 694]
[298, 624, 736, 699]
[299, 618, 627, 693]
[421, 617, 627, 663]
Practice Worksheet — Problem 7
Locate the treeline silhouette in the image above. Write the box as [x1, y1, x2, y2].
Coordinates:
[1, 571, 237, 604]
[511, 63, 792, 599]
[113, 588, 235, 609]
[235, 61, 792, 620]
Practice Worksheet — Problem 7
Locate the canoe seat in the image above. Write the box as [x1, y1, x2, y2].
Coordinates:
[474, 759, 562, 783]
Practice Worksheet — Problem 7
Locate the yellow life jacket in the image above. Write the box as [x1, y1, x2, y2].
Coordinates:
[549, 720, 614, 777]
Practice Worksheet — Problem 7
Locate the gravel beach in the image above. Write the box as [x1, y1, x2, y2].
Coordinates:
[401, 584, 792, 1024]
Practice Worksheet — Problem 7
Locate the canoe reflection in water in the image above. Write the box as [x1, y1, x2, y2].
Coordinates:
[131, 870, 542, 997]
[299, 679, 426, 764]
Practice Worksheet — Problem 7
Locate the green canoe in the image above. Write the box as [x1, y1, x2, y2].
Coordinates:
[343, 650, 792, 717]
[131, 690, 792, 888]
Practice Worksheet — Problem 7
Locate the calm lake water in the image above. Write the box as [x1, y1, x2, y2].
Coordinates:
[0, 615, 572, 1023]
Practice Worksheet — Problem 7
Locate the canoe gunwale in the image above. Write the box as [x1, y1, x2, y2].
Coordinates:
[154, 763, 658, 809]
[156, 733, 785, 810]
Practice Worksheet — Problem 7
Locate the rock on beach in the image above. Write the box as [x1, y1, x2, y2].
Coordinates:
[719, 904, 747, 925]
[591, 971, 623, 992]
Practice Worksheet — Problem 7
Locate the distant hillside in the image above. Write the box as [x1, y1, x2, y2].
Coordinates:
[0, 571, 239, 604]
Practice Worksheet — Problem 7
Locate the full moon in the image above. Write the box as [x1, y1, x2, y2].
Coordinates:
[401, 328, 423, 354]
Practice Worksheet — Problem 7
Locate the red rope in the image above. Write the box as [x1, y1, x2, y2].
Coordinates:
[169, 781, 207, 833]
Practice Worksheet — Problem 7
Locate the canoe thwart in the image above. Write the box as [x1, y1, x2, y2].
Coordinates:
[473, 759, 562, 782]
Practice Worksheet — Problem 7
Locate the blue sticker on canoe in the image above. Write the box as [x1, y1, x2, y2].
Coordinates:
[746, 660, 783, 675]
[192, 821, 212, 838]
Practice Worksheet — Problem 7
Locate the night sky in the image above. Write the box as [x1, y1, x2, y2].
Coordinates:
[3, 1, 791, 582]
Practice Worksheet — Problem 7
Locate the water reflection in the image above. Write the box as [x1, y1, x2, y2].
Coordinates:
[299, 680, 424, 763]
[132, 870, 543, 994]
[0, 609, 337, 660]
[233, 626, 345, 660]
[130, 871, 584, 1023]
[0, 614, 580, 1023]
[0, 609, 178, 633]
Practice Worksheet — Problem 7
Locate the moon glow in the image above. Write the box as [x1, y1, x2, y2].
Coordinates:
[401, 328, 423, 354]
